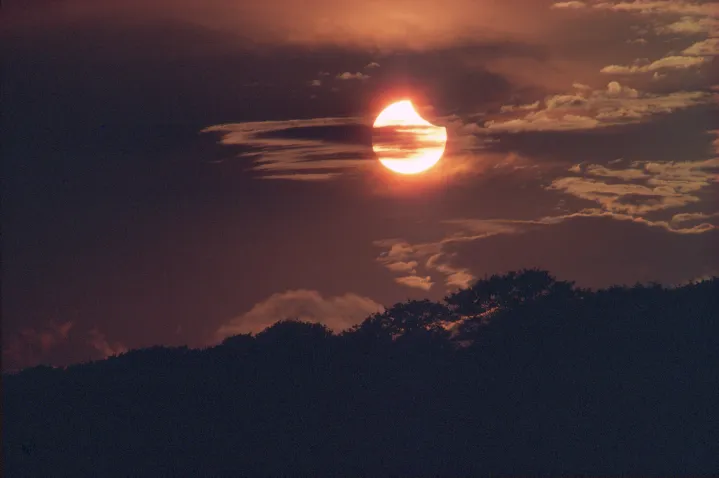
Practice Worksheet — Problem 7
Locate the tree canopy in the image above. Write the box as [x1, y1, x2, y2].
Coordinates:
[4, 270, 718, 477]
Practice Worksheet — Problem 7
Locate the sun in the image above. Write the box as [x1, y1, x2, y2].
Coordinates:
[372, 100, 448, 175]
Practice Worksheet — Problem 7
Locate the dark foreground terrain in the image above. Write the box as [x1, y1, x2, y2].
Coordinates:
[4, 270, 719, 476]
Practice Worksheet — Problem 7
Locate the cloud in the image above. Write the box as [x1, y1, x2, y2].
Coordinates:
[365, 62, 380, 69]
[264, 173, 344, 181]
[485, 81, 710, 132]
[682, 38, 719, 56]
[549, 157, 719, 215]
[336, 72, 370, 80]
[536, 209, 718, 234]
[373, 138, 718, 291]
[373, 221, 523, 290]
[375, 203, 718, 292]
[385, 260, 419, 273]
[2, 321, 75, 370]
[500, 101, 540, 112]
[591, 1, 719, 17]
[549, 209, 718, 234]
[485, 113, 600, 132]
[548, 177, 701, 214]
[88, 329, 128, 359]
[600, 55, 707, 74]
[551, 1, 587, 9]
[673, 269, 719, 286]
[711, 129, 719, 154]
[204, 111, 490, 181]
[656, 16, 719, 35]
[2, 322, 128, 370]
[644, 158, 719, 192]
[203, 117, 372, 180]
[440, 267, 475, 288]
[3, 0, 577, 51]
[671, 211, 719, 225]
[575, 1, 717, 79]
[309, 79, 322, 86]
[426, 254, 475, 289]
[395, 275, 434, 290]
[583, 163, 649, 180]
[374, 239, 440, 287]
[215, 290, 384, 339]
[459, 209, 718, 234]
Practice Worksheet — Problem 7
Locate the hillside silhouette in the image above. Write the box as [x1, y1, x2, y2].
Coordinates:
[4, 269, 719, 476]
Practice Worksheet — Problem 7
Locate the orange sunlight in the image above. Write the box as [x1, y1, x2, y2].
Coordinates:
[372, 100, 448, 175]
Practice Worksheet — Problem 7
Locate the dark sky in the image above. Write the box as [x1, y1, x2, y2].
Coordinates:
[3, 0, 718, 370]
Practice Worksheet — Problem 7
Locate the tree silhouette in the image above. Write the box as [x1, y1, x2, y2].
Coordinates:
[353, 299, 457, 338]
[446, 268, 574, 316]
[3, 271, 718, 477]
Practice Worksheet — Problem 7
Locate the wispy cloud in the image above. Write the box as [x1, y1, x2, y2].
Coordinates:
[336, 72, 370, 80]
[551, 1, 587, 9]
[656, 17, 719, 35]
[600, 56, 707, 74]
[3, 321, 127, 371]
[552, 0, 719, 16]
[263, 172, 344, 181]
[204, 113, 490, 181]
[374, 204, 718, 291]
[395, 275, 435, 290]
[2, 321, 75, 371]
[500, 101, 540, 113]
[385, 260, 419, 273]
[374, 137, 718, 291]
[373, 221, 524, 290]
[88, 329, 128, 359]
[551, 157, 719, 215]
[485, 81, 710, 132]
[591, 1, 719, 17]
[555, 0, 718, 76]
[600, 36, 717, 75]
[203, 117, 371, 180]
[682, 38, 719, 56]
[215, 290, 383, 340]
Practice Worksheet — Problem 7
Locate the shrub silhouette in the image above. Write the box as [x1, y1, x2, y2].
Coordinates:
[4, 270, 718, 477]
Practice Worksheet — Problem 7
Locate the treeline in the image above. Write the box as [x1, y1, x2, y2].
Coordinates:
[4, 270, 719, 476]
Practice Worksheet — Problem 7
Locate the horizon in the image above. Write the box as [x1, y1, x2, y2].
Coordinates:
[3, 269, 717, 375]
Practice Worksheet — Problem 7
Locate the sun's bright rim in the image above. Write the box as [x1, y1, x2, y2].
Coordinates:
[373, 100, 447, 175]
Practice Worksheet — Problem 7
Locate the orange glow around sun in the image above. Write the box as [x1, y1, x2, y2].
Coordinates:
[372, 100, 448, 175]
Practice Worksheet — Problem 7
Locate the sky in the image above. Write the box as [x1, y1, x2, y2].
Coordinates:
[2, 0, 718, 370]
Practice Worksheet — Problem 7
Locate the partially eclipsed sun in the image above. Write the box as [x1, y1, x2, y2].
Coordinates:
[372, 100, 447, 175]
